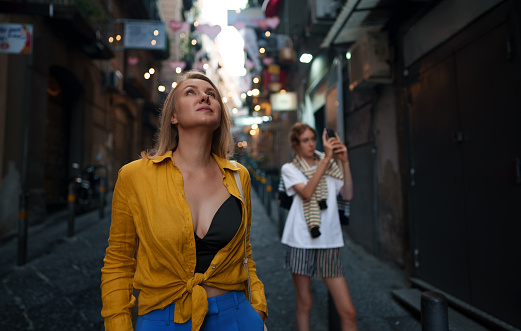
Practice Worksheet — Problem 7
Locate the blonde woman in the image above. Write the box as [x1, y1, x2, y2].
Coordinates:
[101, 71, 267, 331]
[281, 122, 356, 331]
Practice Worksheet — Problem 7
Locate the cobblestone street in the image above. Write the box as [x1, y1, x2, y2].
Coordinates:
[0, 189, 419, 330]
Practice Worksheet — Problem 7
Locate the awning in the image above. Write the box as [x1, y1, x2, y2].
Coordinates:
[320, 0, 394, 48]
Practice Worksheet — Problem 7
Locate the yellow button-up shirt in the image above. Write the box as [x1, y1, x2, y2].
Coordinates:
[101, 151, 267, 331]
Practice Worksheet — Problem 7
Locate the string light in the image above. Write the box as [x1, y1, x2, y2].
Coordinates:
[144, 72, 151, 79]
[158, 85, 166, 92]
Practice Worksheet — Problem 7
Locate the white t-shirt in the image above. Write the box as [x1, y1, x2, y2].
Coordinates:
[280, 163, 345, 249]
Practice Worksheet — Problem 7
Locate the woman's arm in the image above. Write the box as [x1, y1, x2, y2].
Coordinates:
[100, 168, 138, 331]
[292, 130, 335, 200]
[330, 132, 353, 200]
[241, 168, 268, 321]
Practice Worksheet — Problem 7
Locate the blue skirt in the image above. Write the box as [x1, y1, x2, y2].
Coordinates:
[135, 291, 264, 331]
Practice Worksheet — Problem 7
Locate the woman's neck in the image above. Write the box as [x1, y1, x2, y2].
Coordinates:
[173, 129, 213, 170]
[300, 154, 317, 166]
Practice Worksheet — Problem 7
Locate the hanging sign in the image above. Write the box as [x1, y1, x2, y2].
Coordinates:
[271, 92, 297, 111]
[0, 23, 33, 54]
[123, 20, 166, 50]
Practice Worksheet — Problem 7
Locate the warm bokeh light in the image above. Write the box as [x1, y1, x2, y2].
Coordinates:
[241, 93, 247, 99]
[251, 89, 260, 96]
[191, 39, 197, 45]
[108, 36, 114, 43]
[176, 67, 182, 73]
[259, 48, 265, 54]
[232, 108, 238, 114]
[250, 129, 256, 136]
[172, 82, 178, 88]
[280, 89, 286, 94]
[254, 105, 261, 111]
[253, 77, 259, 84]
[144, 72, 151, 79]
[265, 31, 271, 37]
[149, 68, 155, 74]
[154, 29, 159, 36]
[151, 39, 157, 46]
[222, 97, 228, 103]
[251, 124, 258, 129]
[203, 63, 209, 70]
[116, 35, 122, 41]
[158, 85, 166, 92]
[194, 21, 199, 27]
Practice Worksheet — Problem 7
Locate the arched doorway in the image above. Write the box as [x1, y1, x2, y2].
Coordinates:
[44, 66, 83, 211]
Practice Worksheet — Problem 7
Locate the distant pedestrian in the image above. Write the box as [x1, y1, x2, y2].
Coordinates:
[101, 71, 267, 331]
[280, 122, 357, 331]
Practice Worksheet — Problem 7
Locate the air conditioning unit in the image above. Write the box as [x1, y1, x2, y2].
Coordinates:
[348, 31, 392, 91]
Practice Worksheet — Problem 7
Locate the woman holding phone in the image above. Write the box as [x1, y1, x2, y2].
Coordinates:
[280, 122, 357, 331]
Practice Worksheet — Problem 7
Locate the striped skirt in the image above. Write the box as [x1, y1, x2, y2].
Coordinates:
[283, 246, 344, 278]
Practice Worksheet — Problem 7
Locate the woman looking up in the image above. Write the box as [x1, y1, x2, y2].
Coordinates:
[101, 71, 267, 331]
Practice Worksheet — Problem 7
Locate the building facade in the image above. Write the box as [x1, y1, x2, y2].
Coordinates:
[267, 0, 521, 328]
[0, 0, 166, 234]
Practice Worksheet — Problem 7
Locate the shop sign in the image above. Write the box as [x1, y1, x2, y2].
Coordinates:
[271, 92, 297, 111]
[123, 20, 166, 50]
[0, 23, 33, 54]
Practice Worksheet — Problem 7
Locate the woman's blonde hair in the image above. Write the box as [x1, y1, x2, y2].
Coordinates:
[142, 71, 234, 159]
[289, 122, 316, 153]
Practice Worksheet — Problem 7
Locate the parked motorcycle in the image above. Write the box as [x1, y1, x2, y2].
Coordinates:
[70, 163, 106, 214]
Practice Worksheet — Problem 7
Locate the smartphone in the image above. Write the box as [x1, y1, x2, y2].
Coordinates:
[326, 129, 336, 139]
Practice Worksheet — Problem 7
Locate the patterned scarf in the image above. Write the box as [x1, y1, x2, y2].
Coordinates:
[292, 151, 343, 237]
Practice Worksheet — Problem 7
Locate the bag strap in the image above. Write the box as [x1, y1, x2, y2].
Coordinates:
[230, 160, 253, 303]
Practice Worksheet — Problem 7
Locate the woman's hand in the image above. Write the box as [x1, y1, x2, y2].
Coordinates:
[322, 129, 335, 160]
[325, 131, 349, 164]
[255, 309, 266, 321]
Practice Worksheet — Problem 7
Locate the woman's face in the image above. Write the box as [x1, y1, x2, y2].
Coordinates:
[296, 128, 316, 159]
[171, 78, 221, 130]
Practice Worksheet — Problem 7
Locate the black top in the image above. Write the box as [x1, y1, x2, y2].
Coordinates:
[194, 195, 242, 274]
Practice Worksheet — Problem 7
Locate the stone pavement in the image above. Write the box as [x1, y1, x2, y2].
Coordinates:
[250, 191, 420, 331]
[0, 188, 420, 330]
